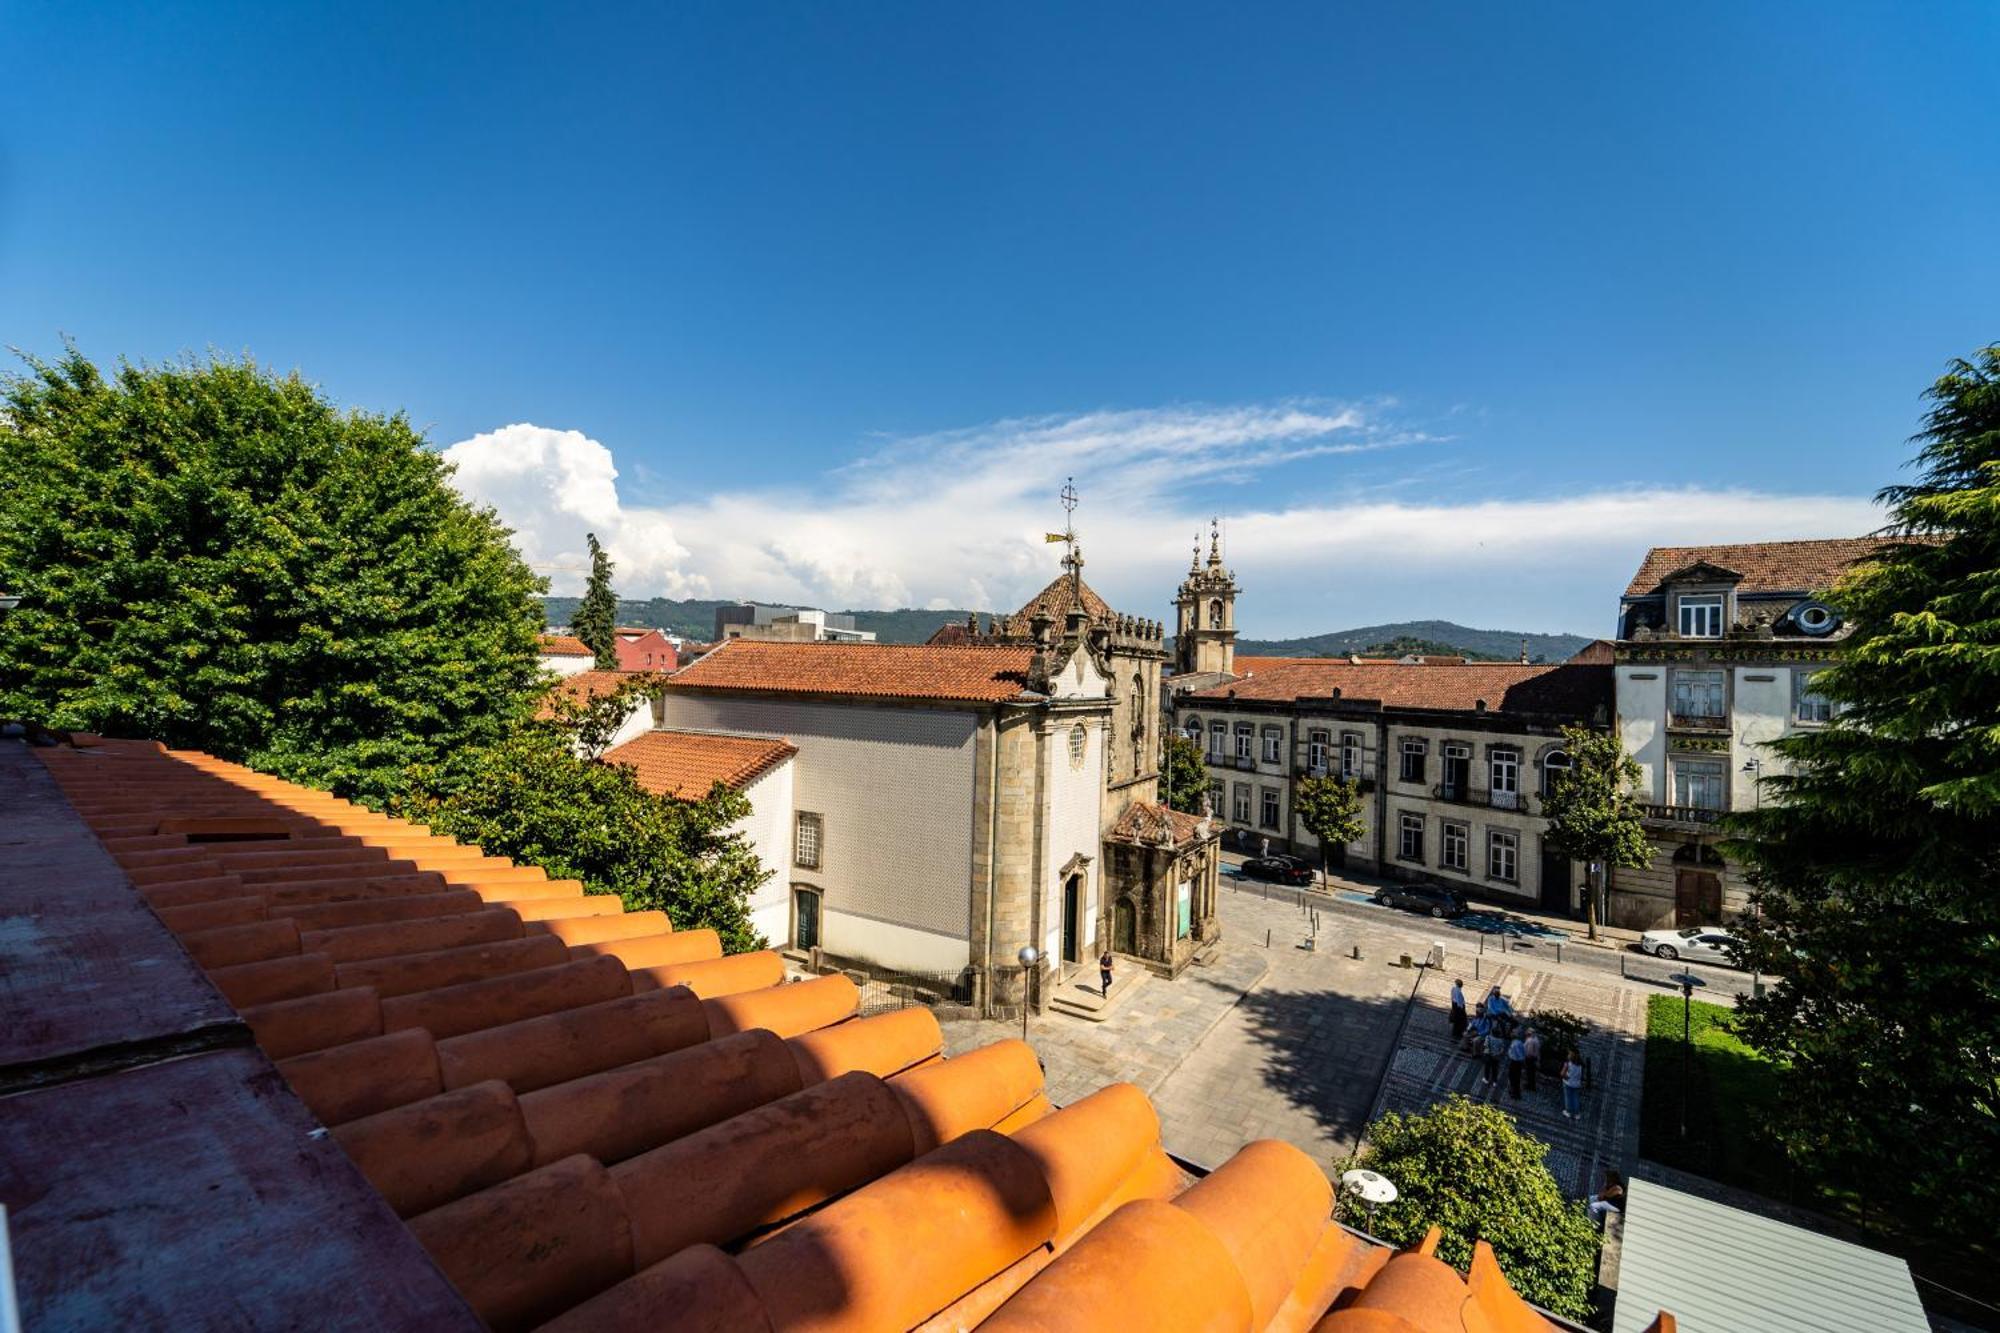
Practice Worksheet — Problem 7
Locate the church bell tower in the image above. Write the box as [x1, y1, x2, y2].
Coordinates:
[1173, 519, 1239, 676]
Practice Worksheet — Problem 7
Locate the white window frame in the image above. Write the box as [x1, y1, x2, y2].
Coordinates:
[1340, 732, 1362, 780]
[1259, 787, 1281, 829]
[1490, 749, 1519, 795]
[1231, 783, 1251, 824]
[1796, 671, 1835, 724]
[1671, 669, 1726, 726]
[1235, 724, 1253, 760]
[794, 812, 824, 870]
[1208, 721, 1227, 759]
[1441, 742, 1471, 796]
[1441, 821, 1469, 873]
[1261, 727, 1282, 764]
[1399, 737, 1426, 784]
[1488, 829, 1518, 884]
[1540, 749, 1571, 797]
[1678, 593, 1725, 638]
[1307, 730, 1330, 775]
[1673, 758, 1727, 812]
[1398, 813, 1424, 863]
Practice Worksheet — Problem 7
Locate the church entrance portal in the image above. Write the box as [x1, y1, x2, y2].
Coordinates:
[1061, 875, 1082, 964]
[1113, 898, 1136, 954]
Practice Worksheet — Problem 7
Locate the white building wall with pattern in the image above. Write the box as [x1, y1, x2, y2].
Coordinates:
[735, 757, 794, 949]
[658, 692, 977, 973]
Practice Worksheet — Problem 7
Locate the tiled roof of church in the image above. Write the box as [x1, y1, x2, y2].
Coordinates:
[4, 733, 1667, 1332]
[1189, 660, 1611, 717]
[1002, 573, 1117, 636]
[1105, 801, 1215, 849]
[604, 730, 796, 800]
[667, 639, 1036, 704]
[1621, 536, 1894, 597]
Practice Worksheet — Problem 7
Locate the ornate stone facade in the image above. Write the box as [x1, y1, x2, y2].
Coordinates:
[1173, 520, 1239, 677]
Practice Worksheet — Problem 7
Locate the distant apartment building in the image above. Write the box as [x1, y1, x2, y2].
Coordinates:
[713, 604, 878, 643]
[1174, 651, 1612, 914]
[611, 625, 678, 672]
[1608, 538, 1888, 929]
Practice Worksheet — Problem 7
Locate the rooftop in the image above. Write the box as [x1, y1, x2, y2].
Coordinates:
[1001, 572, 1117, 637]
[1621, 537, 1893, 598]
[603, 730, 796, 801]
[1105, 801, 1216, 850]
[0, 732, 1656, 1331]
[666, 639, 1037, 705]
[537, 633, 593, 657]
[1186, 660, 1613, 718]
[536, 668, 651, 720]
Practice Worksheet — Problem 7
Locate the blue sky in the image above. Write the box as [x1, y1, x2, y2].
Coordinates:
[4, 3, 1994, 636]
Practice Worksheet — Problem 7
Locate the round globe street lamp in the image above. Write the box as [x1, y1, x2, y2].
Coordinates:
[1667, 971, 1708, 1139]
[1340, 1168, 1398, 1235]
[1017, 945, 1040, 1043]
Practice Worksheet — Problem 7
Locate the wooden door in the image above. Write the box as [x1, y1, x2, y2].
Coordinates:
[1674, 870, 1721, 927]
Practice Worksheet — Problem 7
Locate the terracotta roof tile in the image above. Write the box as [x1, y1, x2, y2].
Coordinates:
[1621, 536, 1894, 597]
[1190, 660, 1612, 717]
[603, 730, 795, 801]
[1105, 801, 1217, 849]
[1002, 574, 1116, 636]
[666, 639, 1035, 704]
[537, 634, 593, 657]
[535, 670, 653, 721]
[4, 733, 1633, 1333]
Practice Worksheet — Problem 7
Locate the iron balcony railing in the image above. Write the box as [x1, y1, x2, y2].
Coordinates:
[1641, 801, 1725, 826]
[1432, 783, 1529, 812]
[1667, 711, 1730, 731]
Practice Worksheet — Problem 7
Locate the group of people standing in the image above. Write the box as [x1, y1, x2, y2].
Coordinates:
[1448, 978, 1586, 1118]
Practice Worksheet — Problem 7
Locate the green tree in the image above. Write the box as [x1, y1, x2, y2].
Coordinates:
[0, 349, 545, 801]
[571, 532, 620, 670]
[396, 675, 769, 952]
[1729, 345, 2000, 1245]
[1537, 723, 1653, 939]
[1160, 732, 1208, 814]
[1294, 774, 1365, 888]
[1346, 1097, 1599, 1320]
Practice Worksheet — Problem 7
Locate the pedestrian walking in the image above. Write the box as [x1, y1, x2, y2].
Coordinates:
[1506, 1032, 1527, 1099]
[1448, 978, 1467, 1041]
[1522, 1028, 1541, 1092]
[1098, 949, 1114, 998]
[1482, 1026, 1506, 1088]
[1561, 1051, 1584, 1118]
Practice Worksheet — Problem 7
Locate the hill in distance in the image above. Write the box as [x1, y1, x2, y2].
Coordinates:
[1235, 620, 1592, 665]
[546, 599, 1592, 663]
[542, 596, 984, 645]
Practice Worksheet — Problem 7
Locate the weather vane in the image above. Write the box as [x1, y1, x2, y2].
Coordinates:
[1045, 477, 1083, 591]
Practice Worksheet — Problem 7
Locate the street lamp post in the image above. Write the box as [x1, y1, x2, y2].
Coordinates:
[1340, 1169, 1398, 1235]
[1668, 971, 1707, 1138]
[1017, 945, 1040, 1044]
[1741, 757, 1764, 811]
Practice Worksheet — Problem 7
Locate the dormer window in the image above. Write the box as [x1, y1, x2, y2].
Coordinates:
[1678, 594, 1724, 638]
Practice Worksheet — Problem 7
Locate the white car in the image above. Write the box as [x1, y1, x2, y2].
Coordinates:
[1639, 926, 1743, 966]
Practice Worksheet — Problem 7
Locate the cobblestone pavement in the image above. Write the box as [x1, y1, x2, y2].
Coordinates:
[940, 879, 1652, 1193]
[1369, 962, 1646, 1199]
[940, 942, 1271, 1110]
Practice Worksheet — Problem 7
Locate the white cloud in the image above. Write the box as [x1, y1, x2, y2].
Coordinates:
[440, 407, 1882, 635]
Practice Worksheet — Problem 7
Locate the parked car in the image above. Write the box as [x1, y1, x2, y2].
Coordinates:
[1639, 926, 1743, 966]
[1371, 883, 1468, 918]
[1241, 854, 1315, 886]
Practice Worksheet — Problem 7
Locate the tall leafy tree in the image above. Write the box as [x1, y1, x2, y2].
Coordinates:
[396, 675, 769, 952]
[1294, 774, 1366, 888]
[1346, 1097, 1600, 1320]
[0, 349, 545, 800]
[1159, 732, 1208, 814]
[1538, 723, 1653, 939]
[571, 532, 620, 670]
[1730, 345, 2000, 1244]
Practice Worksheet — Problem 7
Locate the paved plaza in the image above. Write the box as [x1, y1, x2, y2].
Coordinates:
[942, 877, 1653, 1194]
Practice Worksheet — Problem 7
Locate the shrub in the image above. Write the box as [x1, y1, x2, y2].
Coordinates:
[1346, 1096, 1600, 1320]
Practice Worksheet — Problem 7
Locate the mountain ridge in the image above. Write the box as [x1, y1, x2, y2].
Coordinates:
[541, 598, 1591, 661]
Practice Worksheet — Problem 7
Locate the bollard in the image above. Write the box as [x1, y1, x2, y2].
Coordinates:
[1351, 943, 1361, 961]
[1475, 957, 1481, 981]
[1399, 953, 1412, 969]
[1556, 943, 1563, 965]
[1479, 936, 1485, 956]
[1265, 928, 1272, 949]
[1620, 953, 1627, 979]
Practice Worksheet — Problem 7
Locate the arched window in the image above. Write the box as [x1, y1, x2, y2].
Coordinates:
[1541, 749, 1572, 797]
[1183, 715, 1203, 742]
[1068, 723, 1087, 768]
[1208, 598, 1225, 629]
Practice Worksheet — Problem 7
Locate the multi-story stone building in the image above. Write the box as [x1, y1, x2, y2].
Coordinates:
[1175, 653, 1613, 914]
[1607, 537, 1887, 928]
[650, 533, 1220, 1012]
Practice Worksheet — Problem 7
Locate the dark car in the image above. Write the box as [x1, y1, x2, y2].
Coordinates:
[1371, 883, 1468, 918]
[1241, 854, 1315, 886]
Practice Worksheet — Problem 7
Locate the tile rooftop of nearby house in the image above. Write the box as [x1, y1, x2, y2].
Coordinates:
[1620, 536, 1894, 597]
[604, 729, 797, 801]
[667, 639, 1038, 705]
[1187, 660, 1613, 718]
[1106, 800, 1215, 850]
[1, 731, 1670, 1332]
[538, 633, 594, 657]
